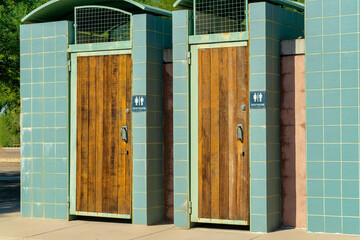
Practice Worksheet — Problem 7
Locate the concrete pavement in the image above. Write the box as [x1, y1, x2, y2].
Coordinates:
[0, 162, 359, 240]
[0, 212, 359, 240]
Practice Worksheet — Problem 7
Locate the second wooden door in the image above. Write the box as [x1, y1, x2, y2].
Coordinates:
[198, 46, 249, 224]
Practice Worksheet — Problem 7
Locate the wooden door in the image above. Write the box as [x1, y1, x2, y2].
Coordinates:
[76, 54, 132, 216]
[198, 46, 249, 223]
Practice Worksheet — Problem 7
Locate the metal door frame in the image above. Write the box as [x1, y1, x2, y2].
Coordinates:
[69, 49, 132, 219]
[189, 42, 248, 225]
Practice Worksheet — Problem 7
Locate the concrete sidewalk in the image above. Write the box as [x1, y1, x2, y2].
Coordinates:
[0, 212, 359, 240]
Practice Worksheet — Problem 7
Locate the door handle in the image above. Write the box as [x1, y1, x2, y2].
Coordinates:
[121, 126, 128, 143]
[237, 124, 244, 143]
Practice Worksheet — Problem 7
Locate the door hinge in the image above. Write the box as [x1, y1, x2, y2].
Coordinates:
[68, 59, 71, 72]
[187, 51, 191, 65]
[188, 201, 192, 215]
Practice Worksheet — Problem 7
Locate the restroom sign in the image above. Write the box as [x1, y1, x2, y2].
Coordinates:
[132, 95, 147, 112]
[250, 91, 266, 109]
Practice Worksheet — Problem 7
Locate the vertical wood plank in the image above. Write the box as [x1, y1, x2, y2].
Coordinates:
[198, 49, 212, 218]
[236, 47, 250, 221]
[124, 54, 133, 214]
[87, 56, 97, 212]
[219, 47, 229, 220]
[210, 48, 220, 219]
[198, 50, 203, 218]
[95, 55, 104, 213]
[102, 55, 111, 213]
[109, 55, 119, 213]
[76, 57, 84, 211]
[228, 47, 238, 220]
[80, 57, 90, 212]
[235, 47, 242, 220]
[118, 55, 126, 214]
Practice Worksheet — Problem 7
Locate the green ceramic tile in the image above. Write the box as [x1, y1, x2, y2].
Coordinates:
[174, 177, 187, 194]
[307, 215, 324, 233]
[250, 214, 267, 232]
[32, 187, 43, 201]
[307, 162, 323, 179]
[307, 180, 323, 197]
[44, 128, 55, 143]
[55, 189, 67, 204]
[55, 174, 67, 189]
[323, 35, 339, 53]
[44, 158, 55, 173]
[44, 204, 55, 218]
[56, 158, 67, 174]
[133, 193, 147, 208]
[342, 52, 358, 70]
[307, 197, 324, 215]
[55, 113, 67, 127]
[341, 0, 357, 14]
[133, 176, 146, 192]
[342, 162, 359, 180]
[325, 198, 341, 216]
[323, 17, 339, 35]
[33, 158, 43, 173]
[341, 15, 357, 33]
[55, 143, 67, 158]
[325, 180, 341, 197]
[343, 217, 360, 235]
[43, 173, 56, 189]
[44, 189, 55, 203]
[44, 53, 55, 67]
[324, 144, 340, 161]
[55, 204, 68, 219]
[174, 210, 188, 228]
[55, 98, 67, 113]
[32, 203, 44, 218]
[342, 180, 359, 198]
[324, 53, 340, 71]
[342, 144, 358, 162]
[325, 217, 342, 234]
[21, 187, 32, 202]
[341, 34, 358, 52]
[342, 199, 359, 217]
[44, 114, 55, 128]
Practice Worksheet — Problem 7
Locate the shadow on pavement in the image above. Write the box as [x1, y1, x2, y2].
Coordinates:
[0, 163, 20, 215]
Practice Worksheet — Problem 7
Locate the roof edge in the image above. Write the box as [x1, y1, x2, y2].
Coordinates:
[174, 0, 304, 12]
[22, 0, 171, 24]
[269, 0, 304, 12]
[22, 0, 59, 23]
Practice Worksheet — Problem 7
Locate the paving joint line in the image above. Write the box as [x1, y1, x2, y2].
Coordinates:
[129, 226, 175, 240]
[22, 222, 89, 239]
[249, 235, 263, 240]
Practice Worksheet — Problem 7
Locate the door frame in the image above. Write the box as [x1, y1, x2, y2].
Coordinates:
[69, 50, 132, 219]
[189, 42, 248, 225]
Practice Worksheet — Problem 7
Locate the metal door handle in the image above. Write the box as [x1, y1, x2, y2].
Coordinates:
[121, 126, 128, 143]
[237, 124, 244, 143]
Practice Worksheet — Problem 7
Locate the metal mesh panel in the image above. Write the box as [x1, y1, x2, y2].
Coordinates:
[195, 0, 247, 35]
[75, 6, 131, 44]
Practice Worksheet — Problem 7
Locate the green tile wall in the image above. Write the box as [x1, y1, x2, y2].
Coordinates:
[132, 14, 172, 225]
[306, 0, 360, 235]
[249, 2, 304, 232]
[20, 21, 72, 219]
[172, 10, 190, 228]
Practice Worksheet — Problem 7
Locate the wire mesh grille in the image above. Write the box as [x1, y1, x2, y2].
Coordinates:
[195, 0, 247, 35]
[75, 7, 131, 44]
